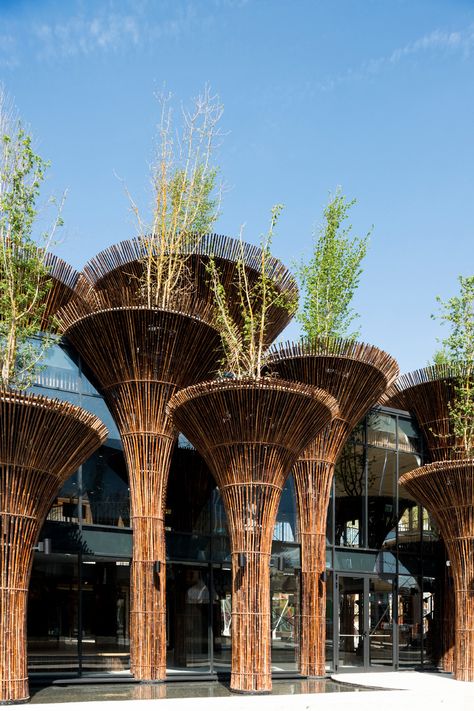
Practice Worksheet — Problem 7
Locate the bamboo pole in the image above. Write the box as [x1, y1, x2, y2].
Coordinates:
[0, 390, 107, 703]
[168, 377, 338, 692]
[267, 339, 399, 676]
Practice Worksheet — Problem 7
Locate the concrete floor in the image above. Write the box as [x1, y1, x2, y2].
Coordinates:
[22, 671, 474, 710]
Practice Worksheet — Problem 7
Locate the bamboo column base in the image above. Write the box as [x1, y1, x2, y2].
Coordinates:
[0, 589, 29, 704]
[230, 551, 272, 693]
[129, 520, 167, 681]
[299, 533, 327, 677]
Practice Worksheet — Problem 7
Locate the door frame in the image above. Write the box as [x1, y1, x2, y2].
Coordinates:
[334, 572, 396, 672]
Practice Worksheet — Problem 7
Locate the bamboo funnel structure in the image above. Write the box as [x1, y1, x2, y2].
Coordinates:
[382, 364, 466, 462]
[0, 391, 107, 703]
[399, 460, 474, 681]
[57, 235, 297, 682]
[58, 300, 222, 682]
[82, 234, 298, 345]
[267, 339, 399, 677]
[168, 377, 338, 693]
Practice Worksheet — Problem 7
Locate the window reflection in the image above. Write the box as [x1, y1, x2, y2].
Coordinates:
[334, 442, 365, 548]
[82, 447, 130, 528]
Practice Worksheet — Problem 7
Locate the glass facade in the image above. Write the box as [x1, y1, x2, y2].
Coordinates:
[27, 340, 445, 678]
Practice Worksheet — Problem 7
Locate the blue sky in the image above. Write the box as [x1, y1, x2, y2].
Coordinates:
[1, 0, 473, 374]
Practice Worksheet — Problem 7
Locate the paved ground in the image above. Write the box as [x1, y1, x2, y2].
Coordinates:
[22, 671, 474, 710]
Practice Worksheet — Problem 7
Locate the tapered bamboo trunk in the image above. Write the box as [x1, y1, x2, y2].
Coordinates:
[59, 307, 222, 681]
[267, 340, 399, 677]
[0, 391, 107, 703]
[400, 460, 474, 681]
[169, 377, 338, 693]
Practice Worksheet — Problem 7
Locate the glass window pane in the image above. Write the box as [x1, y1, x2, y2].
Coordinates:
[334, 443, 364, 548]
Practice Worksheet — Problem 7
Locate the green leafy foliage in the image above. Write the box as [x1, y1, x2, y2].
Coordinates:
[0, 109, 60, 389]
[208, 205, 297, 379]
[297, 188, 370, 340]
[433, 275, 474, 457]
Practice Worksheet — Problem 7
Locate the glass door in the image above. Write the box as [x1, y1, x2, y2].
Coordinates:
[336, 574, 394, 670]
[212, 566, 232, 673]
[166, 563, 211, 672]
[337, 576, 365, 668]
[368, 577, 393, 667]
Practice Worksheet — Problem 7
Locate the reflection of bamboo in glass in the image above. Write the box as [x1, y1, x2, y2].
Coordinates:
[267, 339, 399, 677]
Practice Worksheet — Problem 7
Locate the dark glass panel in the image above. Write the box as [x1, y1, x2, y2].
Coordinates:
[334, 442, 364, 548]
[398, 574, 422, 668]
[81, 559, 130, 674]
[337, 576, 364, 668]
[81, 394, 120, 441]
[166, 532, 211, 562]
[326, 571, 334, 671]
[47, 472, 81, 525]
[82, 446, 130, 528]
[34, 340, 81, 393]
[397, 417, 421, 454]
[212, 567, 232, 672]
[271, 570, 300, 671]
[367, 411, 397, 450]
[166, 447, 212, 535]
[166, 564, 211, 672]
[274, 476, 298, 543]
[28, 555, 80, 674]
[334, 549, 378, 574]
[368, 577, 393, 666]
[366, 447, 397, 550]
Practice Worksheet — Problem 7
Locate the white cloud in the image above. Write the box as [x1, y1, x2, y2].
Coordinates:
[317, 24, 474, 92]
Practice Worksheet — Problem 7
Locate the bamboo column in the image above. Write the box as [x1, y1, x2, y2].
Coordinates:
[169, 377, 338, 693]
[0, 391, 107, 703]
[58, 235, 297, 682]
[400, 460, 474, 681]
[267, 339, 399, 677]
[385, 365, 474, 681]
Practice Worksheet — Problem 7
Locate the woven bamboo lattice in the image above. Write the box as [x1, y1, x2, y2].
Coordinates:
[168, 377, 339, 693]
[58, 299, 222, 681]
[399, 460, 474, 681]
[382, 364, 467, 461]
[0, 390, 107, 703]
[267, 339, 399, 677]
[81, 234, 298, 344]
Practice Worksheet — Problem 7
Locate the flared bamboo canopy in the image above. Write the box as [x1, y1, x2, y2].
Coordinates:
[268, 338, 400, 436]
[80, 234, 298, 344]
[0, 390, 107, 703]
[399, 460, 474, 681]
[168, 377, 339, 479]
[168, 377, 338, 693]
[383, 364, 465, 461]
